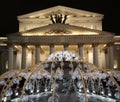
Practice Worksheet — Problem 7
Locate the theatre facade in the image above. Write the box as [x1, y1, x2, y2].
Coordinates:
[0, 6, 120, 74]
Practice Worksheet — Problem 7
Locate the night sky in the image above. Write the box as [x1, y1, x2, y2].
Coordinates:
[0, 0, 120, 36]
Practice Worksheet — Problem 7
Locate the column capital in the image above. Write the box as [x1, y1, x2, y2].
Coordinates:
[78, 43, 84, 47]
[35, 44, 40, 47]
[107, 42, 114, 47]
[92, 43, 99, 47]
[21, 44, 27, 47]
[8, 43, 14, 47]
[49, 44, 54, 47]
[63, 43, 69, 47]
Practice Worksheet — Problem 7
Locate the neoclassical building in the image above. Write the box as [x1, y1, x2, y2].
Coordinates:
[0, 5, 120, 74]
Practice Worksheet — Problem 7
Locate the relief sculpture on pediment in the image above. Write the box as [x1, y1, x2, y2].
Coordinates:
[45, 28, 72, 35]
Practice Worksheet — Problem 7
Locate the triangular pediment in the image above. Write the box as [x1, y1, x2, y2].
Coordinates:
[19, 23, 113, 36]
[18, 5, 103, 19]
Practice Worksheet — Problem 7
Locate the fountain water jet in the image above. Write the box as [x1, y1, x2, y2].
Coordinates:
[0, 51, 120, 102]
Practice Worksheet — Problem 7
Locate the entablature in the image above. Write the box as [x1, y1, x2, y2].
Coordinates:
[7, 35, 114, 45]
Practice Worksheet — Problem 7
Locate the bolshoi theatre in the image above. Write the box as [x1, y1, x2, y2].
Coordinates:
[0, 5, 120, 74]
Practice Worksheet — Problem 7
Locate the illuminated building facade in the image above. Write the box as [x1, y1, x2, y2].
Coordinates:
[0, 6, 120, 74]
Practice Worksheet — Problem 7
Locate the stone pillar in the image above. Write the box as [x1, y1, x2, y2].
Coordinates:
[35, 45, 40, 64]
[8, 44, 13, 70]
[21, 44, 27, 69]
[108, 43, 114, 69]
[78, 44, 83, 59]
[50, 44, 54, 54]
[104, 48, 109, 68]
[64, 44, 69, 51]
[31, 49, 35, 67]
[0, 50, 7, 74]
[93, 44, 98, 66]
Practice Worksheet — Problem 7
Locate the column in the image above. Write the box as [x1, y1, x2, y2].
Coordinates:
[93, 44, 98, 66]
[50, 44, 54, 54]
[78, 44, 83, 59]
[35, 45, 40, 64]
[31, 49, 35, 67]
[64, 44, 69, 51]
[104, 48, 109, 68]
[0, 51, 7, 74]
[8, 44, 13, 70]
[21, 44, 27, 69]
[108, 43, 114, 69]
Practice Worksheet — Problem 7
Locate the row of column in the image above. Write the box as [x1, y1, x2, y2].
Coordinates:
[8, 43, 114, 69]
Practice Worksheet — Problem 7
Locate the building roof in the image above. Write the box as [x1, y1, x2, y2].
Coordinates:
[18, 5, 103, 20]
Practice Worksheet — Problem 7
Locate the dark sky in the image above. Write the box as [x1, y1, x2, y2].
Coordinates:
[0, 0, 120, 36]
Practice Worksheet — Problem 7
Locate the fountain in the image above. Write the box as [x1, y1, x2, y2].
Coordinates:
[0, 51, 120, 102]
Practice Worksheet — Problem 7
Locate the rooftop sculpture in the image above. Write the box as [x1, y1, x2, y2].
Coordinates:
[50, 14, 67, 24]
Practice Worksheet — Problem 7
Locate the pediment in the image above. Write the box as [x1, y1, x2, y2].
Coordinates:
[18, 5, 103, 20]
[20, 23, 113, 36]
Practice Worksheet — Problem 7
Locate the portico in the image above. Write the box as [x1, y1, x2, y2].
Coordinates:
[7, 27, 114, 69]
[4, 5, 114, 70]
